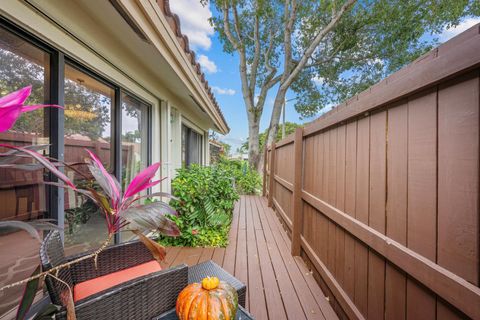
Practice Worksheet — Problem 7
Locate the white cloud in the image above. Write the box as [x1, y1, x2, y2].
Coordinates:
[212, 86, 236, 95]
[169, 0, 214, 50]
[198, 54, 218, 73]
[312, 75, 325, 86]
[438, 17, 480, 42]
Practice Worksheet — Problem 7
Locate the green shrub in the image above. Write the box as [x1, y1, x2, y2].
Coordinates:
[157, 215, 229, 247]
[217, 157, 262, 195]
[157, 164, 239, 247]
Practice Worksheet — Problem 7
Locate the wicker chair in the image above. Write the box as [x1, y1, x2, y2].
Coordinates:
[40, 231, 188, 320]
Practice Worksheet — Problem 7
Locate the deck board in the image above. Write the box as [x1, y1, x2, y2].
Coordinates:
[245, 196, 268, 319]
[165, 195, 338, 320]
[235, 196, 249, 309]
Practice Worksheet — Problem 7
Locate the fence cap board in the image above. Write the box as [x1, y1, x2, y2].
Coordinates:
[275, 134, 295, 148]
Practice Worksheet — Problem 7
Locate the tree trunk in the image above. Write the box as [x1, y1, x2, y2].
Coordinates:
[247, 114, 261, 170]
[265, 88, 287, 148]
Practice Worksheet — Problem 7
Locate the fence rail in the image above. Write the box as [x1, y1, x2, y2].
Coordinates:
[263, 24, 480, 320]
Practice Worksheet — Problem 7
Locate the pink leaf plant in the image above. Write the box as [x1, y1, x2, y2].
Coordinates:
[0, 86, 76, 190]
[0, 86, 179, 237]
[0, 85, 62, 132]
[83, 150, 180, 236]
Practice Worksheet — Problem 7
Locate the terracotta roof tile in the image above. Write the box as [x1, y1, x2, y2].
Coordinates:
[156, 0, 229, 132]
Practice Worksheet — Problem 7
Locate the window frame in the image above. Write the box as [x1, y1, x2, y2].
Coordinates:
[0, 16, 152, 245]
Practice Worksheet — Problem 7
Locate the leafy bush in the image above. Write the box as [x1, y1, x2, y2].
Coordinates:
[217, 157, 262, 195]
[157, 216, 229, 247]
[157, 164, 239, 247]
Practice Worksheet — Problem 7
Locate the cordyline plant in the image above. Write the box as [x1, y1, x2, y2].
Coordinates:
[0, 86, 180, 320]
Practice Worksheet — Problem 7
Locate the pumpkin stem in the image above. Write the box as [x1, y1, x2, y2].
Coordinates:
[201, 276, 219, 290]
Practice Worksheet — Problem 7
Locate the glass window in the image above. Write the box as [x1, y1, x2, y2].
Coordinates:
[0, 26, 50, 316]
[181, 124, 202, 166]
[63, 63, 115, 254]
[121, 93, 149, 190]
[120, 93, 149, 242]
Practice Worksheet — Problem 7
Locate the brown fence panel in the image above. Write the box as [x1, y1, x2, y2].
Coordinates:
[271, 139, 295, 230]
[265, 25, 480, 320]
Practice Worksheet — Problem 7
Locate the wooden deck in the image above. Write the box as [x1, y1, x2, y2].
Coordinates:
[160, 195, 338, 320]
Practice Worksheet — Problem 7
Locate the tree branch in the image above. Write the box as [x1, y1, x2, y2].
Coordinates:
[232, 3, 243, 45]
[249, 2, 261, 95]
[264, 29, 276, 74]
[303, 37, 350, 69]
[282, 0, 357, 89]
[255, 73, 280, 116]
[283, 0, 297, 78]
[222, 3, 240, 50]
[223, 2, 253, 108]
[268, 74, 282, 88]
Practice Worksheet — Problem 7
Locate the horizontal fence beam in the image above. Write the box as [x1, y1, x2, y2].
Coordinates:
[272, 198, 292, 230]
[301, 236, 365, 320]
[302, 190, 480, 319]
[275, 134, 295, 148]
[274, 174, 293, 192]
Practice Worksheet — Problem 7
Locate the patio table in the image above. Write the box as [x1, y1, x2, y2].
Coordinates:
[153, 305, 254, 320]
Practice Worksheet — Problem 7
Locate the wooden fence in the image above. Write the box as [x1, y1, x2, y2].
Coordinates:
[263, 24, 480, 320]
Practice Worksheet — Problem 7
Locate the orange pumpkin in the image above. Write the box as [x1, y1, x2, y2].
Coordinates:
[176, 276, 238, 320]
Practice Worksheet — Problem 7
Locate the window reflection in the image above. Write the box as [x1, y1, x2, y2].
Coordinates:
[0, 27, 50, 316]
[182, 124, 202, 167]
[121, 93, 148, 189]
[63, 63, 114, 254]
[120, 93, 149, 242]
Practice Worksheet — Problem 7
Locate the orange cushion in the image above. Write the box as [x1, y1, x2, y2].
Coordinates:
[73, 260, 162, 301]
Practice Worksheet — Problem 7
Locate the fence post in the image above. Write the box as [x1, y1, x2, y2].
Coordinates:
[262, 147, 267, 197]
[291, 127, 304, 256]
[267, 142, 276, 207]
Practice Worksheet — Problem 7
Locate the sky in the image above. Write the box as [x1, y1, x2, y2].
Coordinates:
[169, 1, 480, 153]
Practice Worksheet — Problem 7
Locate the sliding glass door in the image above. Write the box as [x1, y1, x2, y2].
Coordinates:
[0, 16, 154, 317]
[63, 63, 115, 253]
[0, 24, 51, 316]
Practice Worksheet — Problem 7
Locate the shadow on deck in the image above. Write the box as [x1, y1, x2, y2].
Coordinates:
[161, 195, 338, 320]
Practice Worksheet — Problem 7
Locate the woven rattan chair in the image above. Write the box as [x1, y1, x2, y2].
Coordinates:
[40, 230, 188, 320]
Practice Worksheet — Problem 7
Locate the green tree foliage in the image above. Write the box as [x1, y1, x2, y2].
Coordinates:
[207, 0, 479, 169]
[122, 130, 141, 143]
[221, 141, 231, 156]
[290, 0, 480, 118]
[240, 122, 301, 152]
